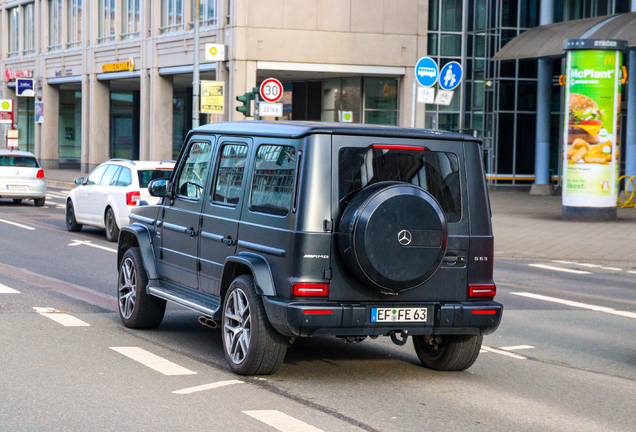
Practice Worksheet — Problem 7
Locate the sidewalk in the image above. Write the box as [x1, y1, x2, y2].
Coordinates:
[43, 168, 636, 264]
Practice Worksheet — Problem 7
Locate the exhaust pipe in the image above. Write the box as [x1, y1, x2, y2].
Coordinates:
[198, 316, 219, 329]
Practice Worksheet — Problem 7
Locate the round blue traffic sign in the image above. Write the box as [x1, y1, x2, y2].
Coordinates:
[439, 61, 463, 90]
[415, 57, 439, 88]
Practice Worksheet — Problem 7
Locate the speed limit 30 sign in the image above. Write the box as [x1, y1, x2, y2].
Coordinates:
[260, 78, 283, 103]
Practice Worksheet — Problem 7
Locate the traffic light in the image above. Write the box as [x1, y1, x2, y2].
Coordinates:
[236, 92, 254, 116]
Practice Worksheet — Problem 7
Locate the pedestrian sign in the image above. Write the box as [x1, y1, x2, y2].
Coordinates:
[415, 57, 439, 88]
[439, 61, 462, 90]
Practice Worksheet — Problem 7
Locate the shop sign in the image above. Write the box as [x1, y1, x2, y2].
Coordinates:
[563, 39, 624, 209]
[5, 67, 33, 82]
[339, 111, 353, 122]
[36, 76, 43, 99]
[101, 58, 134, 73]
[35, 102, 43, 124]
[54, 68, 74, 77]
[0, 99, 13, 124]
[204, 44, 226, 61]
[200, 81, 224, 114]
[17, 79, 35, 97]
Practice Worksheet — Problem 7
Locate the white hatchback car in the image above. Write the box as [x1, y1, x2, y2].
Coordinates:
[0, 150, 47, 206]
[66, 159, 174, 241]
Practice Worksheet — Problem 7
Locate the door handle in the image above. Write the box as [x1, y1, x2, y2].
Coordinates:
[221, 236, 235, 246]
[185, 227, 197, 238]
[443, 255, 465, 264]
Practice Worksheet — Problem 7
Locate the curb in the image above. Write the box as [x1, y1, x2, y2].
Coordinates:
[46, 180, 76, 189]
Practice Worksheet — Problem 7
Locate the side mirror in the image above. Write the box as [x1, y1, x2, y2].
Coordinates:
[74, 177, 84, 185]
[148, 179, 168, 197]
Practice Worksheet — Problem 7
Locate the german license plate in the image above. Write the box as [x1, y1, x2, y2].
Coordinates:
[371, 307, 428, 323]
[7, 185, 28, 191]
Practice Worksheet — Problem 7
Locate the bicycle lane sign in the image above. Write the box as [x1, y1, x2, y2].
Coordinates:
[415, 57, 439, 88]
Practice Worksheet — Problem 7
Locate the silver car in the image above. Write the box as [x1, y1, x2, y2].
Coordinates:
[0, 150, 47, 206]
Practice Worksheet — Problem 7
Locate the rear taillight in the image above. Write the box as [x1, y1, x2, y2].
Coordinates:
[36, 170, 44, 179]
[126, 191, 141, 206]
[469, 283, 496, 298]
[372, 144, 427, 151]
[303, 310, 333, 315]
[291, 283, 329, 297]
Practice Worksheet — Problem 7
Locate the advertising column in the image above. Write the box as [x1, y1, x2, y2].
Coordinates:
[562, 39, 626, 221]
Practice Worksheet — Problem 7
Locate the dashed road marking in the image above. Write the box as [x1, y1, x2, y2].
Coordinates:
[628, 271, 636, 275]
[0, 219, 35, 231]
[172, 380, 243, 394]
[481, 346, 527, 360]
[601, 266, 622, 271]
[68, 239, 117, 253]
[511, 292, 636, 320]
[528, 263, 591, 274]
[46, 191, 68, 198]
[552, 260, 627, 273]
[500, 345, 535, 351]
[33, 307, 90, 327]
[243, 410, 324, 432]
[0, 283, 20, 294]
[110, 347, 197, 376]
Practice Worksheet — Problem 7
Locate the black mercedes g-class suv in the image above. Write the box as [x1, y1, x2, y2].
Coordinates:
[116, 121, 502, 375]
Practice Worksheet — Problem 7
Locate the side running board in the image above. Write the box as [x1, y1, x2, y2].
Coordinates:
[148, 284, 221, 319]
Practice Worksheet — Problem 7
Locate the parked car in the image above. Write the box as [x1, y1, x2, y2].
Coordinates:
[66, 159, 174, 241]
[0, 150, 46, 206]
[116, 122, 502, 375]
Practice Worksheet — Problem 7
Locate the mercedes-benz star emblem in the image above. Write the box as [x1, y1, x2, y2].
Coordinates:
[397, 230, 412, 246]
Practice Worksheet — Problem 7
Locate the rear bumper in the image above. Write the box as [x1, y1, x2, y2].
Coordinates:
[0, 180, 47, 199]
[262, 297, 503, 338]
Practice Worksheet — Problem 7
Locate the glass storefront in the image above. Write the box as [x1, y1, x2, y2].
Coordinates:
[110, 91, 140, 159]
[59, 90, 82, 162]
[17, 97, 35, 153]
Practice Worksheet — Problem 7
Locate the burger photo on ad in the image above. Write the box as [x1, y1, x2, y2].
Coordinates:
[567, 93, 605, 144]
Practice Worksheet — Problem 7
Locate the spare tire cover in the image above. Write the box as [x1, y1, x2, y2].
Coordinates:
[338, 181, 448, 293]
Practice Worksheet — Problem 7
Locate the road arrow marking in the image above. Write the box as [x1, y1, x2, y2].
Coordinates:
[68, 239, 117, 253]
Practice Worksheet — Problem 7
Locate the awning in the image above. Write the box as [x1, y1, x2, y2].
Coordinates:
[493, 12, 636, 61]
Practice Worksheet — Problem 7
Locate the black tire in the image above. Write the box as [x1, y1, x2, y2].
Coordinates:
[34, 198, 45, 207]
[117, 247, 166, 329]
[413, 334, 482, 371]
[222, 275, 288, 375]
[66, 201, 82, 232]
[105, 207, 120, 242]
[12, 199, 22, 204]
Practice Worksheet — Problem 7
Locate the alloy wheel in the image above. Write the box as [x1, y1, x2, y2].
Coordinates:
[223, 288, 251, 365]
[107, 211, 115, 236]
[118, 257, 137, 320]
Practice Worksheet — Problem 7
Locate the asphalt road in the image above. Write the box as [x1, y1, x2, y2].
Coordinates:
[0, 189, 635, 432]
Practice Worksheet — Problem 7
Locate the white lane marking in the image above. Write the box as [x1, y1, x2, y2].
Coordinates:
[512, 292, 636, 320]
[528, 263, 591, 274]
[601, 267, 622, 271]
[0, 283, 20, 294]
[500, 345, 535, 351]
[481, 346, 527, 360]
[552, 260, 575, 264]
[33, 307, 90, 327]
[46, 191, 68, 198]
[628, 271, 636, 275]
[110, 347, 197, 376]
[0, 218, 35, 231]
[56, 205, 66, 209]
[243, 410, 324, 432]
[68, 239, 117, 253]
[172, 380, 243, 394]
[552, 260, 624, 272]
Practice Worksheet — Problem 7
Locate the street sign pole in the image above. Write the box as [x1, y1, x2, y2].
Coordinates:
[411, 79, 416, 128]
[192, 0, 200, 129]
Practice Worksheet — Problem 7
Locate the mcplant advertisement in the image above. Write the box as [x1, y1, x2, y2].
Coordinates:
[563, 48, 621, 207]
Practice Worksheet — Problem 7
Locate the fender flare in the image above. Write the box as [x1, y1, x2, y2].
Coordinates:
[222, 253, 276, 297]
[117, 224, 159, 280]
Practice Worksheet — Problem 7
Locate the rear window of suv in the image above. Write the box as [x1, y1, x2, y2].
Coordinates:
[339, 147, 461, 222]
[0, 155, 39, 168]
[137, 169, 172, 188]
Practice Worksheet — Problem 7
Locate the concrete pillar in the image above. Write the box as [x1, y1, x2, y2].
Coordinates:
[40, 79, 60, 169]
[87, 76, 110, 171]
[626, 4, 636, 186]
[530, 0, 555, 196]
[150, 71, 173, 161]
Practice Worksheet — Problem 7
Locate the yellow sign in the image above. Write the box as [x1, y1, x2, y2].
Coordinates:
[102, 58, 135, 73]
[0, 100, 12, 111]
[210, 47, 217, 56]
[200, 81, 224, 114]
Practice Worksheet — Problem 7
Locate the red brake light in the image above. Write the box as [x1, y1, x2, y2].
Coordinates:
[36, 170, 44, 179]
[472, 310, 497, 315]
[372, 145, 427, 151]
[291, 283, 329, 297]
[303, 310, 333, 315]
[126, 191, 141, 206]
[469, 284, 496, 298]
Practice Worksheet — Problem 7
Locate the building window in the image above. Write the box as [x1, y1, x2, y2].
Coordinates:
[8, 8, 20, 57]
[99, 0, 116, 43]
[122, 0, 140, 39]
[196, 0, 216, 27]
[24, 4, 35, 55]
[68, 0, 82, 48]
[49, 0, 62, 51]
[161, 0, 184, 33]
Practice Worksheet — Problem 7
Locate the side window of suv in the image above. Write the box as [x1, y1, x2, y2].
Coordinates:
[249, 144, 297, 216]
[213, 143, 248, 205]
[86, 165, 108, 185]
[100, 165, 121, 186]
[176, 141, 212, 199]
[114, 167, 132, 187]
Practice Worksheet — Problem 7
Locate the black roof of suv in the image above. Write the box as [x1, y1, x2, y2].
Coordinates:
[116, 121, 502, 375]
